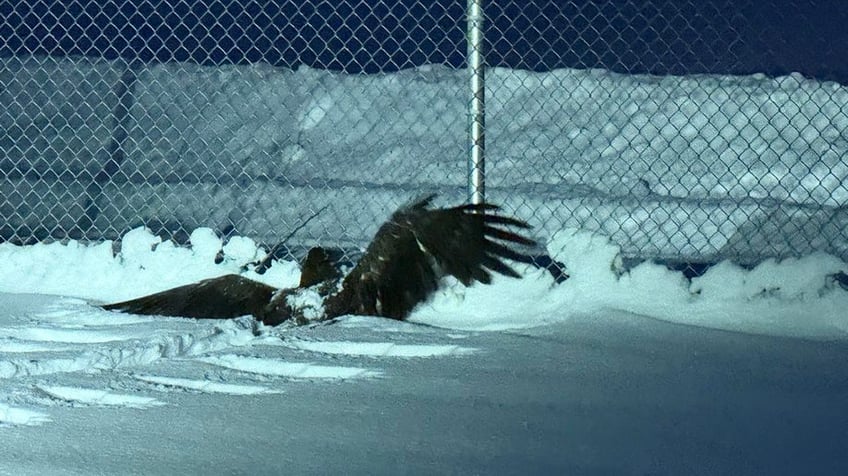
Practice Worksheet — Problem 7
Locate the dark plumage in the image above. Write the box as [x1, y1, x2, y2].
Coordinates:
[103, 196, 536, 325]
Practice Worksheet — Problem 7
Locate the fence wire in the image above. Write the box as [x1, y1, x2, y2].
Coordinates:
[1, 0, 847, 268]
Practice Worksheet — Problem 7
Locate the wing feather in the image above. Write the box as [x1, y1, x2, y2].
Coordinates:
[324, 197, 535, 320]
[483, 224, 536, 246]
[103, 275, 276, 319]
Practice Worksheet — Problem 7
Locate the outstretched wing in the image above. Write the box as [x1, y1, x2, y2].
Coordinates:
[103, 246, 345, 321]
[324, 195, 535, 320]
[103, 274, 277, 319]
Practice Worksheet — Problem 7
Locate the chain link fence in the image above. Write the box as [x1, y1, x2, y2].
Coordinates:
[481, 0, 848, 267]
[1, 0, 847, 268]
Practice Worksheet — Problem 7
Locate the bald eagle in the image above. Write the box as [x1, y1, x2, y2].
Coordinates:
[103, 196, 536, 325]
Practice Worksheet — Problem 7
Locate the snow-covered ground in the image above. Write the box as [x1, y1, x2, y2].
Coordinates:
[0, 295, 846, 475]
[1, 223, 846, 338]
[2, 56, 848, 474]
[0, 217, 846, 475]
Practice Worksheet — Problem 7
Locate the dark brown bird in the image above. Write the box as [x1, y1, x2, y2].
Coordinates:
[103, 196, 536, 325]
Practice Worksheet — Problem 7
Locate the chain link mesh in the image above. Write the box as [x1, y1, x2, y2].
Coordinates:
[1, 0, 846, 268]
[483, 0, 848, 266]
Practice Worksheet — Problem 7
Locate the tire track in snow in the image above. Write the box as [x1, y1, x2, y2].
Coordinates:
[287, 340, 476, 358]
[0, 327, 151, 344]
[198, 355, 380, 379]
[0, 322, 260, 380]
[134, 375, 281, 395]
[34, 299, 157, 326]
[0, 338, 75, 353]
[36, 385, 165, 408]
[0, 299, 480, 426]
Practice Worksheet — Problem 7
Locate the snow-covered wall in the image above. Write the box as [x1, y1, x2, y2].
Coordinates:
[1, 55, 847, 264]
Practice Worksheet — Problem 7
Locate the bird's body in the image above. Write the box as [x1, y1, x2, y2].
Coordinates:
[103, 196, 536, 325]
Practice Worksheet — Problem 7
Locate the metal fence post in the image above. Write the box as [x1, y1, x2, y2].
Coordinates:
[467, 0, 486, 205]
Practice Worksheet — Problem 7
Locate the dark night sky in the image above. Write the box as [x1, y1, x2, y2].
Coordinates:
[1, 0, 848, 83]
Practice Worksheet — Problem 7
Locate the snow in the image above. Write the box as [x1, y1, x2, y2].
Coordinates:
[131, 375, 282, 396]
[0, 306, 846, 475]
[35, 385, 166, 408]
[1, 56, 848, 474]
[1, 221, 845, 339]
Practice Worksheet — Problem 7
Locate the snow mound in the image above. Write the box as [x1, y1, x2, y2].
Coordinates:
[0, 226, 845, 340]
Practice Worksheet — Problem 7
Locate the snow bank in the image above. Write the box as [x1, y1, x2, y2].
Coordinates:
[416, 227, 848, 339]
[1, 226, 846, 340]
[0, 227, 299, 303]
